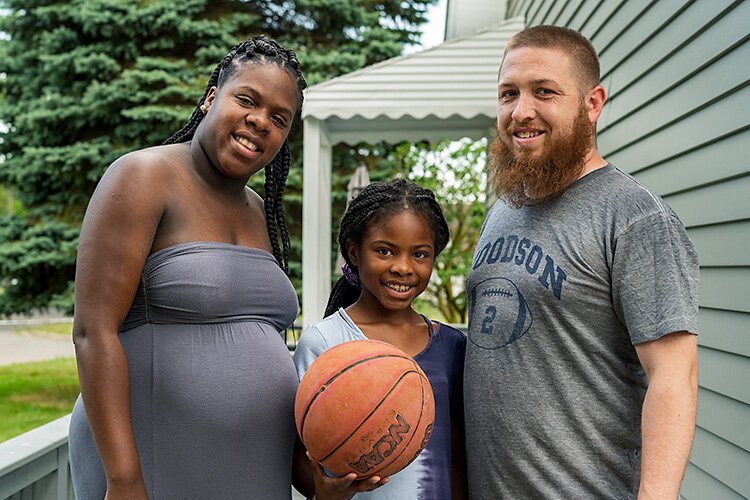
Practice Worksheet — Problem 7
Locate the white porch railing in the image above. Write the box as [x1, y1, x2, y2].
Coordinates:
[0, 415, 73, 500]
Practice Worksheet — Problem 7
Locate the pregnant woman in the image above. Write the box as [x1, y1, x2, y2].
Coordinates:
[68, 36, 306, 499]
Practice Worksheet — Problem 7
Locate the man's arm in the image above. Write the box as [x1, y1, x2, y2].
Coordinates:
[634, 331, 698, 499]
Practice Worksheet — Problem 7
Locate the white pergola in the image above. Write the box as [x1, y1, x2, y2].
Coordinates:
[301, 17, 524, 325]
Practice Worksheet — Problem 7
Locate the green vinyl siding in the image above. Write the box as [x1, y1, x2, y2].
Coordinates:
[633, 131, 748, 197]
[688, 221, 750, 268]
[698, 268, 750, 313]
[682, 462, 746, 500]
[565, 0, 608, 30]
[696, 387, 750, 452]
[697, 309, 750, 357]
[691, 427, 749, 495]
[506, 0, 750, 497]
[697, 347, 750, 404]
[665, 177, 750, 228]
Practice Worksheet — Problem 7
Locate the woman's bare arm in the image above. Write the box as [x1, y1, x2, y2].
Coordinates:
[73, 151, 169, 498]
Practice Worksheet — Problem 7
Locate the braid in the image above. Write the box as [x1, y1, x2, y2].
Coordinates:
[264, 141, 292, 273]
[163, 35, 307, 273]
[324, 276, 361, 317]
[163, 56, 229, 145]
[165, 36, 307, 146]
[325, 178, 451, 314]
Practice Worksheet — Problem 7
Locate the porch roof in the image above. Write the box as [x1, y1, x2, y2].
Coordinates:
[301, 16, 524, 145]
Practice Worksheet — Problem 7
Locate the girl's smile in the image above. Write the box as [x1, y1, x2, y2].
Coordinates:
[349, 210, 435, 313]
[384, 282, 413, 293]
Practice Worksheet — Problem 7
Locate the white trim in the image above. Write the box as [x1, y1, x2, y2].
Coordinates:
[302, 118, 333, 325]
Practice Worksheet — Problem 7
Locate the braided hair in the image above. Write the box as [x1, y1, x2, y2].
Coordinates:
[164, 35, 307, 274]
[324, 179, 450, 317]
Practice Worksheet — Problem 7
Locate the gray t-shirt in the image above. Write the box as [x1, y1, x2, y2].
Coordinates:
[464, 164, 699, 499]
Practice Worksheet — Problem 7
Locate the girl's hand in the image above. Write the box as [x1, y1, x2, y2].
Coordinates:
[307, 452, 389, 500]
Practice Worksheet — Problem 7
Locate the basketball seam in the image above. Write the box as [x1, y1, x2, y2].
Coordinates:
[319, 369, 430, 477]
[315, 369, 422, 465]
[371, 371, 430, 476]
[300, 353, 411, 434]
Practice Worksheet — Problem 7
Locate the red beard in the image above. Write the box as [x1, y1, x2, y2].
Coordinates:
[488, 103, 595, 207]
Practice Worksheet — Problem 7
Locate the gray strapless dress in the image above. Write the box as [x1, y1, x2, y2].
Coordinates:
[69, 242, 299, 499]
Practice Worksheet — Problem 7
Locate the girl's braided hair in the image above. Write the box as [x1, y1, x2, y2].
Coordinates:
[164, 35, 307, 274]
[324, 179, 450, 317]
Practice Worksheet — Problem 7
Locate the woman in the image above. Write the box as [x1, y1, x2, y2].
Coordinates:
[69, 36, 306, 499]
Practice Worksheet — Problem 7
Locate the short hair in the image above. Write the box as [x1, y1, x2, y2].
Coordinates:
[503, 25, 600, 91]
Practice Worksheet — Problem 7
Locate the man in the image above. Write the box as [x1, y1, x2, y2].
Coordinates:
[464, 25, 699, 499]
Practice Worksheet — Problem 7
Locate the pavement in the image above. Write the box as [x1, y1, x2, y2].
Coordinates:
[0, 320, 75, 366]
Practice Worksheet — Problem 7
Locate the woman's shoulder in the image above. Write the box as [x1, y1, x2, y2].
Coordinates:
[95, 145, 194, 207]
[88, 144, 187, 210]
[108, 143, 188, 179]
[244, 185, 265, 211]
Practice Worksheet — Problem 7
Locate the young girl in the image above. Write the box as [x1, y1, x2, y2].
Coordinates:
[294, 179, 468, 500]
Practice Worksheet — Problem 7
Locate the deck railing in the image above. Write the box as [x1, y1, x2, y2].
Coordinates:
[0, 415, 73, 500]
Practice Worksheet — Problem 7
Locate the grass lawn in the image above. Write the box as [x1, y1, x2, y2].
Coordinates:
[0, 357, 79, 443]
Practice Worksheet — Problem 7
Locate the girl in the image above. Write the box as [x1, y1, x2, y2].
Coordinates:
[294, 179, 468, 500]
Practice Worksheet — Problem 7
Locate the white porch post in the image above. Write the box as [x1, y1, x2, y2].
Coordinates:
[302, 117, 332, 326]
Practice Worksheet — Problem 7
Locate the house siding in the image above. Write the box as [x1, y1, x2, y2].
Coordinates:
[506, 0, 750, 498]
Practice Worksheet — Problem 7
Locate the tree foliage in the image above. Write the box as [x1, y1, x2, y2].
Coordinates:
[0, 0, 436, 315]
[400, 138, 487, 323]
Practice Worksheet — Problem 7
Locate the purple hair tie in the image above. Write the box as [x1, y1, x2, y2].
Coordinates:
[341, 263, 361, 289]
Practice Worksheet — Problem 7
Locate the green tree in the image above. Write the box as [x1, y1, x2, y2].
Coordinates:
[400, 138, 487, 323]
[0, 0, 436, 315]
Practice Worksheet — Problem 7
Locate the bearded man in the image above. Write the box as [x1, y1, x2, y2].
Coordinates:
[464, 25, 699, 499]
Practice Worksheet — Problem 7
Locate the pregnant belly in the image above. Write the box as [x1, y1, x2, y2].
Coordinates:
[125, 321, 298, 434]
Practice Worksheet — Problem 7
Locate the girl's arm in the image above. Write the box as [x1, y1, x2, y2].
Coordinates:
[73, 153, 166, 499]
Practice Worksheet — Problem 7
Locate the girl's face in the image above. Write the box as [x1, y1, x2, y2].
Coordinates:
[347, 210, 436, 312]
[198, 62, 298, 180]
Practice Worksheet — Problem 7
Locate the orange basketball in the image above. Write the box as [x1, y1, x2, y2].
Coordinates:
[295, 339, 435, 478]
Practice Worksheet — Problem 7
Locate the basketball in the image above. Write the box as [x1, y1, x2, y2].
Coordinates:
[295, 339, 435, 478]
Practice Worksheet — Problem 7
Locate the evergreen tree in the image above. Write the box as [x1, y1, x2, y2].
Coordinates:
[0, 0, 435, 315]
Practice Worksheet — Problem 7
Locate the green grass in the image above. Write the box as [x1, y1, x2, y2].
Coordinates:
[0, 358, 79, 443]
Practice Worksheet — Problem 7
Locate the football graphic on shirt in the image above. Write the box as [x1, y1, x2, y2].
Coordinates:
[468, 277, 532, 349]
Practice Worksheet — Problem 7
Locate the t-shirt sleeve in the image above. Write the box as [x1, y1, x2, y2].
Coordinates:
[611, 210, 700, 344]
[292, 325, 329, 380]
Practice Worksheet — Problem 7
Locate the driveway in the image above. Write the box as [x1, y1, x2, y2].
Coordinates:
[0, 321, 75, 366]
